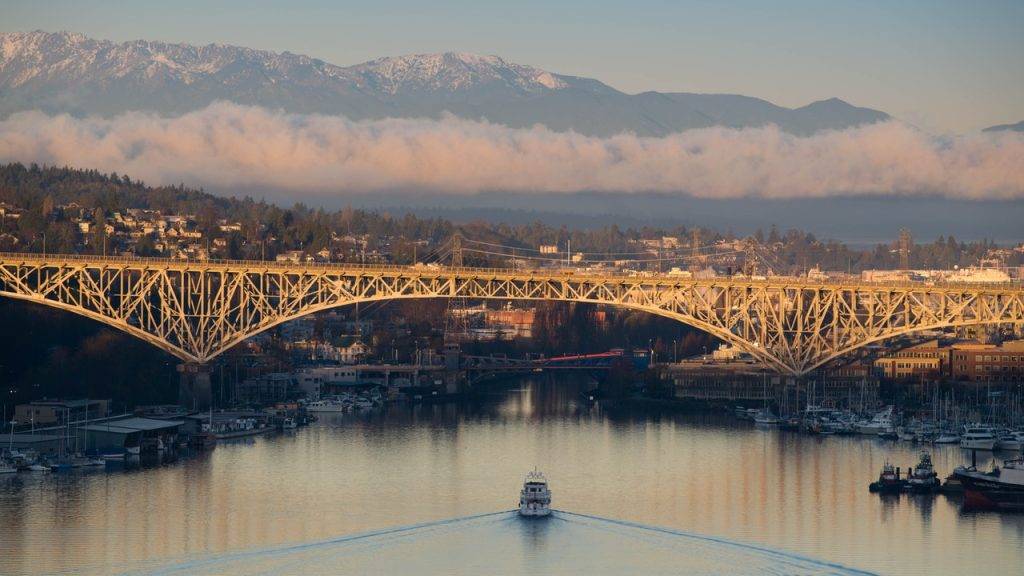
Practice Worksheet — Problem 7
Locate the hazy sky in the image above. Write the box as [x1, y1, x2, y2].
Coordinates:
[2, 0, 1021, 132]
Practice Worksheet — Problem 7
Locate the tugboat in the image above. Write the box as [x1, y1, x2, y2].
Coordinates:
[954, 458, 1024, 511]
[907, 452, 941, 493]
[519, 470, 552, 517]
[869, 462, 906, 493]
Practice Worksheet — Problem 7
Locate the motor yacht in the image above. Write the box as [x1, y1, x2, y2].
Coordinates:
[994, 431, 1023, 452]
[856, 406, 894, 435]
[519, 470, 552, 517]
[960, 426, 997, 450]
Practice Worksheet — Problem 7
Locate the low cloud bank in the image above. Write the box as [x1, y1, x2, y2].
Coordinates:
[0, 102, 1021, 199]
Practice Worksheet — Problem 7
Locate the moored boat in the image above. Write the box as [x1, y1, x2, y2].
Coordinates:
[753, 409, 780, 425]
[897, 427, 918, 442]
[994, 431, 1023, 452]
[869, 462, 906, 493]
[856, 406, 894, 435]
[955, 458, 1024, 511]
[878, 427, 899, 441]
[960, 426, 997, 450]
[907, 452, 940, 493]
[519, 470, 552, 517]
[306, 399, 349, 413]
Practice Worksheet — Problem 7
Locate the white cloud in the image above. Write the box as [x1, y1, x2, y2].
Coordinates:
[0, 102, 1022, 200]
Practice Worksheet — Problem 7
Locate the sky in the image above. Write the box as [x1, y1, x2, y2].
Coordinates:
[2, 0, 1021, 133]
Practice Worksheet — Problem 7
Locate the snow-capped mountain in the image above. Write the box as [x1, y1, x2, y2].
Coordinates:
[0, 30, 889, 136]
[349, 52, 572, 95]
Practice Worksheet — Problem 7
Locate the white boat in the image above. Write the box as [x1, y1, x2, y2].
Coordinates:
[995, 431, 1024, 452]
[281, 417, 298, 430]
[27, 463, 50, 472]
[306, 399, 348, 413]
[519, 470, 552, 517]
[753, 409, 780, 425]
[856, 407, 894, 435]
[896, 427, 918, 442]
[961, 426, 997, 450]
[933, 430, 960, 444]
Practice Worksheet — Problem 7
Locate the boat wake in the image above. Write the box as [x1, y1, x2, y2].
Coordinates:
[552, 511, 875, 576]
[125, 510, 874, 576]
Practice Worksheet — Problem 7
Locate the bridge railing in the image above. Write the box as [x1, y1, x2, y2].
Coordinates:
[0, 251, 1021, 292]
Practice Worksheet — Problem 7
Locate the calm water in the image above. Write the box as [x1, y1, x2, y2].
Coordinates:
[1, 376, 1022, 575]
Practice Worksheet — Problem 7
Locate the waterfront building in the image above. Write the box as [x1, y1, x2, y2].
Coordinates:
[14, 399, 110, 427]
[234, 373, 299, 406]
[78, 417, 184, 454]
[483, 306, 536, 339]
[949, 340, 1024, 383]
[295, 366, 361, 399]
[873, 340, 946, 380]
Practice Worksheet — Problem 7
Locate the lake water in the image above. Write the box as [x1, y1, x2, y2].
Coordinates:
[1, 376, 1022, 575]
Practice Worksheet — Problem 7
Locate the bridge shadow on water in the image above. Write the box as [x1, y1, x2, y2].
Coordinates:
[129, 510, 874, 576]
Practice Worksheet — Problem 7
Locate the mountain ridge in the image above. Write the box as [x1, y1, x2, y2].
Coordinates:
[0, 30, 890, 136]
[983, 120, 1024, 133]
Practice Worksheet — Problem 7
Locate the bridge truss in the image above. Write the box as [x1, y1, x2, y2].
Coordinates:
[1, 253, 1022, 375]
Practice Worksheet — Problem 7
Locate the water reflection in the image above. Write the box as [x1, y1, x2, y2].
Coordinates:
[0, 374, 1022, 575]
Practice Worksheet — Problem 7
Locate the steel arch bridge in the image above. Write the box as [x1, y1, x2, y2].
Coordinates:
[1, 253, 1022, 376]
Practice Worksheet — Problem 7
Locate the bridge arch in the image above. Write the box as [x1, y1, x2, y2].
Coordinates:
[2, 255, 1022, 375]
[0, 291, 202, 362]
[201, 293, 792, 372]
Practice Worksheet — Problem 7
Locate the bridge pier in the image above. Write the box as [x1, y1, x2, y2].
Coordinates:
[178, 363, 212, 411]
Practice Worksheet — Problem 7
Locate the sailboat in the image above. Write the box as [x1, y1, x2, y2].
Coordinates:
[753, 374, 780, 425]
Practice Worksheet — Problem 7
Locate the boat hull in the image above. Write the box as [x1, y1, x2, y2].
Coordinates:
[961, 439, 996, 450]
[957, 472, 1024, 511]
[519, 504, 551, 517]
[907, 480, 941, 493]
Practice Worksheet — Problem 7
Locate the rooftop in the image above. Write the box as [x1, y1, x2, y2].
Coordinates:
[78, 417, 184, 433]
[0, 433, 64, 444]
